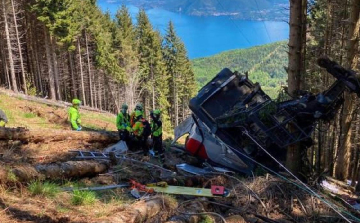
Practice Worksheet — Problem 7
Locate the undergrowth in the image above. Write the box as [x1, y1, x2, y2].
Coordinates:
[71, 190, 97, 205]
[28, 181, 59, 197]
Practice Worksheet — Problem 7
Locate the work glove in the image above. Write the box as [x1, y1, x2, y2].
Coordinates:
[76, 126, 82, 131]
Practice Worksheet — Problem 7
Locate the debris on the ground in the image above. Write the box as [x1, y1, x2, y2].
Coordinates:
[62, 183, 129, 191]
[174, 57, 360, 176]
[146, 182, 229, 197]
[1, 74, 360, 222]
[176, 163, 232, 175]
[103, 140, 128, 154]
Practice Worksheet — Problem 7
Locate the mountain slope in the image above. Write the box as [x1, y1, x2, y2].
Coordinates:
[192, 41, 288, 98]
[104, 0, 289, 20]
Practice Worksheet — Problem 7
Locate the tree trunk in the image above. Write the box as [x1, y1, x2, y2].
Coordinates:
[174, 72, 179, 127]
[334, 0, 360, 180]
[77, 39, 86, 105]
[85, 31, 94, 107]
[316, 123, 322, 174]
[10, 0, 26, 94]
[2, 0, 18, 92]
[286, 0, 307, 174]
[44, 26, 56, 100]
[0, 33, 11, 89]
[68, 52, 77, 98]
[50, 35, 61, 100]
[33, 22, 44, 95]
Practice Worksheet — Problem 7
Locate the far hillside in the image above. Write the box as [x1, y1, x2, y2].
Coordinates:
[192, 41, 288, 98]
[112, 0, 289, 20]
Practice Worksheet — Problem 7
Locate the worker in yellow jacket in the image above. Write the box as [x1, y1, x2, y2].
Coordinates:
[68, 99, 82, 131]
[116, 103, 130, 143]
[129, 110, 151, 157]
[0, 109, 8, 127]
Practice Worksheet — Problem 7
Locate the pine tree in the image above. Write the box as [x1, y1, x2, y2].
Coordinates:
[136, 9, 170, 127]
[163, 21, 196, 127]
[114, 5, 139, 111]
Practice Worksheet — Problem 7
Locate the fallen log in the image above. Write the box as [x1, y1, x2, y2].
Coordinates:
[0, 160, 110, 183]
[110, 196, 177, 223]
[0, 127, 118, 143]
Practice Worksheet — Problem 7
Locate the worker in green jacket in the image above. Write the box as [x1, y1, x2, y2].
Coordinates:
[68, 99, 82, 131]
[129, 110, 151, 157]
[130, 103, 143, 126]
[150, 109, 164, 164]
[116, 103, 130, 143]
[0, 109, 8, 127]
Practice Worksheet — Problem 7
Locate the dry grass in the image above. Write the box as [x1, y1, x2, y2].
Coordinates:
[0, 91, 351, 223]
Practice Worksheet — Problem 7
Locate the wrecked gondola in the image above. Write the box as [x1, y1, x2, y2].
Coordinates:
[173, 57, 360, 175]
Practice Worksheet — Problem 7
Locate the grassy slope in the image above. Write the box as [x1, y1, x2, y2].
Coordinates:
[192, 41, 288, 98]
[0, 91, 117, 131]
[0, 90, 132, 222]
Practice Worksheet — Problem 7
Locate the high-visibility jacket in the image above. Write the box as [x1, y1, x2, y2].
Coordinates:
[130, 110, 143, 126]
[68, 106, 81, 129]
[131, 119, 144, 137]
[151, 119, 162, 137]
[116, 112, 130, 130]
[0, 109, 8, 127]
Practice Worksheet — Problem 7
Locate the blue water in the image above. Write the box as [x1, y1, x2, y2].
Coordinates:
[98, 2, 289, 59]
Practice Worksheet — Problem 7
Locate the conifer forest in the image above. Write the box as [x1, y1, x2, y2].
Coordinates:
[1, 0, 360, 222]
[0, 0, 197, 131]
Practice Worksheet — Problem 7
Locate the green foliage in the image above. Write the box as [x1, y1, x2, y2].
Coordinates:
[71, 190, 97, 205]
[7, 170, 18, 182]
[163, 21, 197, 127]
[32, 0, 124, 80]
[192, 41, 288, 98]
[26, 78, 37, 96]
[199, 215, 214, 223]
[28, 181, 60, 198]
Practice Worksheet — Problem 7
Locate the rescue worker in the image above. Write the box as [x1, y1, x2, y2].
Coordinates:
[150, 109, 164, 164]
[130, 103, 143, 126]
[130, 110, 151, 158]
[68, 98, 82, 131]
[0, 109, 8, 127]
[116, 103, 130, 143]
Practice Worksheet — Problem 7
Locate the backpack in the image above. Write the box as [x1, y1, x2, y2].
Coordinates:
[141, 119, 151, 138]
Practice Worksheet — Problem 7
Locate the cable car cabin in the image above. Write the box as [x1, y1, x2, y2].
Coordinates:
[174, 57, 360, 174]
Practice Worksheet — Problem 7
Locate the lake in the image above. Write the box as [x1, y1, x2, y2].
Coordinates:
[98, 2, 289, 59]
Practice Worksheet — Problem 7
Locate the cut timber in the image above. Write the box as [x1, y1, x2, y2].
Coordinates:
[110, 196, 177, 223]
[0, 160, 109, 183]
[0, 127, 118, 143]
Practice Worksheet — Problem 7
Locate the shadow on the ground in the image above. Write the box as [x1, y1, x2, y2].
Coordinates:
[0, 199, 71, 223]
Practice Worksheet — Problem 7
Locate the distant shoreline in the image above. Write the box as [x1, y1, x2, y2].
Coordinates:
[99, 0, 289, 22]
